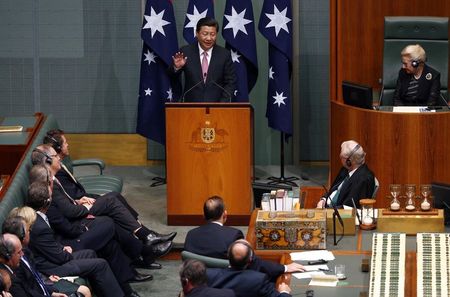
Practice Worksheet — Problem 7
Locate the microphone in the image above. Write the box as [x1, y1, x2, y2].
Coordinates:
[210, 80, 232, 102]
[351, 197, 362, 225]
[439, 93, 450, 109]
[300, 174, 330, 204]
[301, 173, 344, 245]
[377, 85, 385, 110]
[181, 79, 204, 103]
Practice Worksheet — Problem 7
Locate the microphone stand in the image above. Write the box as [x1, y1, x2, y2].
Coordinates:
[267, 132, 299, 187]
[301, 174, 344, 245]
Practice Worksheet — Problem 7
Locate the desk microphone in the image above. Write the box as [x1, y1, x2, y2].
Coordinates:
[181, 79, 204, 102]
[439, 93, 450, 110]
[210, 80, 233, 102]
[377, 85, 385, 110]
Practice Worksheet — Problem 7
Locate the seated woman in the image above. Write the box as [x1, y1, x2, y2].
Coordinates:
[393, 44, 441, 106]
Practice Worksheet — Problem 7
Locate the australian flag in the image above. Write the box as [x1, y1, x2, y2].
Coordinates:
[258, 0, 293, 137]
[183, 0, 215, 44]
[222, 0, 257, 102]
[136, 0, 179, 144]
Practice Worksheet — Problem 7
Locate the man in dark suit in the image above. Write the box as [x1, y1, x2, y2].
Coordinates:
[184, 196, 303, 282]
[207, 240, 292, 297]
[30, 144, 174, 268]
[2, 216, 91, 297]
[26, 181, 141, 297]
[178, 260, 235, 297]
[393, 44, 441, 106]
[170, 17, 236, 102]
[317, 140, 375, 209]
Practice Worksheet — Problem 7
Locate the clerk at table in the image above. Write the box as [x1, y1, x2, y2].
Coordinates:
[317, 140, 375, 209]
[393, 44, 441, 106]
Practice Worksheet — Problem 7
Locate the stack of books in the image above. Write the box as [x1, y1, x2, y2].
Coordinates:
[260, 188, 301, 211]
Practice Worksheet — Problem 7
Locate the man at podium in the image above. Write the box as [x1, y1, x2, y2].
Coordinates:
[170, 17, 236, 102]
[393, 44, 441, 106]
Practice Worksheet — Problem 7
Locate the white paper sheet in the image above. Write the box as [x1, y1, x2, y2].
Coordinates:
[290, 250, 335, 261]
[308, 274, 339, 287]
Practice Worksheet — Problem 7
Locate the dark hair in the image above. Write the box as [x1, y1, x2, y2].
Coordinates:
[27, 182, 51, 211]
[227, 240, 253, 270]
[196, 17, 219, 33]
[43, 129, 64, 154]
[179, 259, 207, 287]
[203, 196, 224, 221]
[2, 217, 26, 242]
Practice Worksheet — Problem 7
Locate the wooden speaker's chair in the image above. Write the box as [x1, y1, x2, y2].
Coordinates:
[381, 16, 448, 106]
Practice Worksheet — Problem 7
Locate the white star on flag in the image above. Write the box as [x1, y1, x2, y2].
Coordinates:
[185, 5, 208, 38]
[143, 7, 171, 38]
[272, 91, 287, 107]
[224, 7, 252, 38]
[231, 50, 241, 63]
[268, 66, 274, 79]
[143, 50, 157, 65]
[144, 88, 153, 96]
[265, 5, 291, 36]
[166, 88, 173, 101]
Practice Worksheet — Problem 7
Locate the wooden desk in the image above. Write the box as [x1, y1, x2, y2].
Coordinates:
[0, 113, 44, 175]
[330, 101, 450, 208]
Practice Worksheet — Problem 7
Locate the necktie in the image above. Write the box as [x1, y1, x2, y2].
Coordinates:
[331, 175, 349, 205]
[21, 256, 51, 296]
[54, 178, 78, 205]
[201, 51, 208, 82]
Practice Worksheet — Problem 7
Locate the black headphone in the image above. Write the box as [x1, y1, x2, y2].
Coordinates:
[345, 144, 361, 167]
[33, 148, 53, 165]
[181, 277, 189, 287]
[45, 133, 62, 153]
[411, 60, 420, 68]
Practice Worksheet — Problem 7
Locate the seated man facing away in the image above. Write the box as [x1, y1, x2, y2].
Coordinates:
[207, 240, 292, 297]
[178, 259, 235, 297]
[317, 140, 375, 209]
[185, 196, 303, 282]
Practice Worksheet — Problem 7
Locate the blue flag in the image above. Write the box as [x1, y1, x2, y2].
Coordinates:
[183, 0, 215, 44]
[136, 0, 179, 144]
[258, 0, 293, 136]
[222, 0, 257, 102]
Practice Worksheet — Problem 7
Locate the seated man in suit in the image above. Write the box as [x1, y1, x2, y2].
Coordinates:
[185, 196, 303, 282]
[393, 44, 441, 106]
[207, 240, 292, 297]
[2, 215, 91, 297]
[31, 144, 173, 268]
[317, 140, 375, 209]
[170, 17, 236, 102]
[26, 181, 140, 297]
[178, 260, 235, 297]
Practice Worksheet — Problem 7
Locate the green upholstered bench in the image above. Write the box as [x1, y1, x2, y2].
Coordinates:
[61, 156, 123, 196]
[181, 251, 230, 268]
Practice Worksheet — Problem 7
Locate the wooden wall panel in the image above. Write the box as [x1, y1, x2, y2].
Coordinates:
[65, 134, 148, 166]
[331, 0, 450, 101]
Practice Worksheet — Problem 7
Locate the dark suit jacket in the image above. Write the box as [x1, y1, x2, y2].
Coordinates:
[55, 167, 86, 199]
[184, 223, 284, 282]
[393, 64, 441, 106]
[10, 249, 56, 297]
[184, 222, 244, 259]
[328, 164, 375, 208]
[169, 43, 236, 102]
[186, 286, 236, 297]
[207, 268, 291, 297]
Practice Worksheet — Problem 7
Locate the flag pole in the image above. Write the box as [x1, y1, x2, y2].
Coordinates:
[266, 132, 299, 186]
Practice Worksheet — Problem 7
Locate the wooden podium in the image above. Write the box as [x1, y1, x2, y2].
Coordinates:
[165, 103, 253, 226]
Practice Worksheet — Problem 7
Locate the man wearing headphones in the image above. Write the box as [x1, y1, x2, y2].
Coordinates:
[178, 260, 235, 297]
[317, 140, 375, 209]
[207, 240, 292, 297]
[393, 44, 441, 106]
